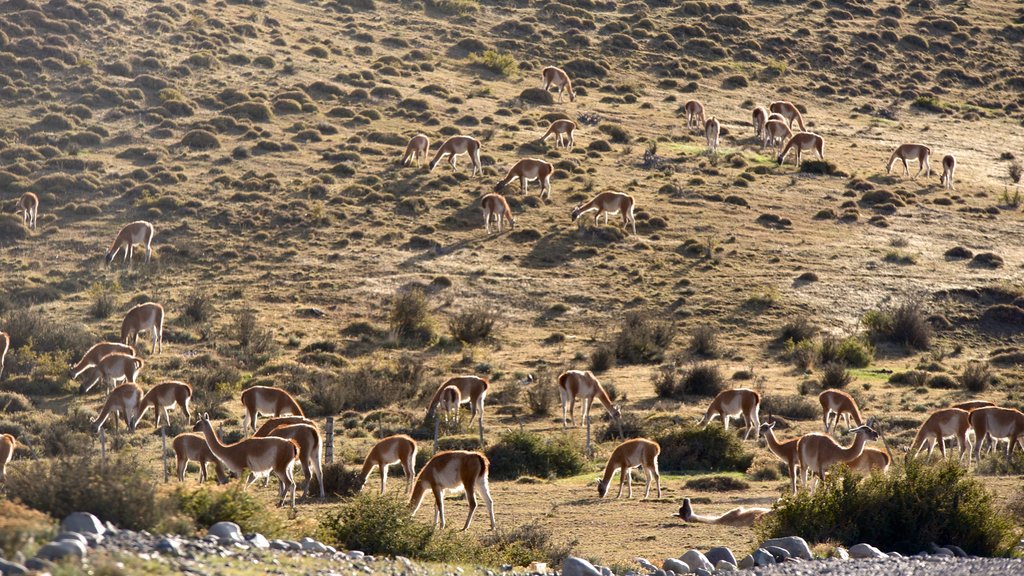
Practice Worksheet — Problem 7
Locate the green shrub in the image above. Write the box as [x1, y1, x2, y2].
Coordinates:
[613, 312, 675, 364]
[655, 362, 725, 399]
[689, 325, 719, 357]
[684, 475, 750, 491]
[0, 500, 55, 558]
[88, 281, 119, 319]
[785, 338, 818, 371]
[818, 335, 874, 368]
[0, 390, 33, 412]
[1, 308, 94, 356]
[469, 50, 517, 77]
[318, 493, 433, 556]
[863, 298, 932, 350]
[479, 522, 574, 566]
[174, 485, 284, 537]
[759, 459, 1018, 556]
[486, 430, 585, 481]
[959, 362, 992, 392]
[761, 394, 818, 420]
[321, 462, 364, 497]
[526, 379, 554, 416]
[819, 362, 853, 389]
[656, 425, 753, 472]
[448, 307, 497, 344]
[188, 358, 242, 417]
[389, 288, 436, 345]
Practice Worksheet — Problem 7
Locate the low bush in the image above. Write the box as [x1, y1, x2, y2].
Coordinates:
[231, 308, 278, 367]
[485, 430, 585, 481]
[321, 462, 364, 497]
[1, 308, 94, 356]
[389, 288, 435, 345]
[785, 338, 818, 371]
[761, 394, 818, 420]
[479, 522, 574, 566]
[0, 500, 55, 558]
[758, 459, 1018, 556]
[88, 281, 118, 319]
[188, 358, 242, 417]
[589, 344, 615, 372]
[448, 307, 497, 344]
[181, 289, 215, 325]
[684, 475, 750, 491]
[0, 390, 33, 412]
[959, 362, 992, 392]
[469, 50, 517, 77]
[656, 425, 753, 472]
[655, 362, 725, 399]
[318, 493, 432, 557]
[526, 379, 554, 416]
[312, 353, 425, 411]
[818, 335, 874, 368]
[613, 312, 675, 364]
[779, 317, 817, 343]
[819, 362, 853, 389]
[863, 298, 932, 350]
[174, 485, 284, 537]
[689, 325, 719, 357]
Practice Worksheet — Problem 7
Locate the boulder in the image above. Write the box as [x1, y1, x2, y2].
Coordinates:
[834, 546, 850, 560]
[849, 543, 887, 559]
[155, 537, 183, 556]
[53, 532, 89, 547]
[764, 545, 791, 562]
[348, 550, 366, 560]
[270, 540, 292, 551]
[208, 522, 243, 542]
[738, 555, 754, 569]
[705, 547, 735, 567]
[563, 557, 602, 576]
[23, 558, 55, 572]
[760, 536, 813, 560]
[599, 566, 613, 576]
[662, 558, 690, 574]
[300, 537, 328, 553]
[694, 569, 712, 576]
[35, 540, 86, 562]
[60, 512, 105, 535]
[680, 550, 713, 572]
[248, 533, 270, 550]
[714, 560, 737, 572]
[0, 558, 28, 575]
[751, 548, 775, 567]
[945, 545, 968, 558]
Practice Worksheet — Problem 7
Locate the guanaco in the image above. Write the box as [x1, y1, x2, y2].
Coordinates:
[401, 134, 430, 166]
[79, 352, 144, 394]
[121, 302, 164, 355]
[256, 422, 325, 499]
[92, 383, 144, 433]
[762, 119, 792, 152]
[752, 106, 769, 139]
[106, 221, 154, 265]
[16, 192, 38, 230]
[70, 342, 135, 382]
[704, 116, 721, 153]
[777, 132, 825, 166]
[193, 413, 300, 508]
[133, 381, 193, 429]
[172, 433, 228, 484]
[797, 424, 879, 492]
[697, 389, 761, 441]
[683, 100, 705, 131]
[951, 400, 994, 411]
[0, 331, 8, 380]
[939, 154, 956, 190]
[846, 447, 890, 475]
[359, 434, 418, 494]
[769, 101, 806, 131]
[428, 136, 482, 176]
[597, 438, 661, 499]
[570, 192, 636, 235]
[909, 407, 972, 462]
[494, 158, 553, 198]
[437, 385, 462, 427]
[886, 144, 932, 179]
[240, 386, 304, 434]
[539, 119, 576, 148]
[674, 497, 770, 527]
[759, 420, 800, 494]
[481, 193, 515, 234]
[410, 450, 495, 530]
[541, 66, 576, 102]
[557, 370, 621, 428]
[0, 433, 15, 482]
[253, 416, 312, 437]
[969, 406, 1024, 461]
[819, 389, 864, 433]
[426, 376, 488, 425]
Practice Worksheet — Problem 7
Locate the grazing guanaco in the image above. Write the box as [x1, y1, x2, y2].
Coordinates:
[909, 407, 972, 462]
[172, 433, 228, 484]
[16, 192, 38, 230]
[704, 116, 720, 153]
[846, 447, 890, 475]
[777, 132, 825, 166]
[481, 193, 515, 234]
[767, 112, 786, 123]
[437, 385, 462, 427]
[193, 413, 300, 508]
[78, 352, 144, 394]
[597, 438, 661, 499]
[951, 400, 994, 411]
[752, 106, 769, 139]
[428, 136, 482, 176]
[759, 420, 800, 494]
[427, 376, 489, 426]
[797, 424, 879, 492]
[70, 342, 135, 381]
[92, 383, 144, 433]
[697, 389, 761, 441]
[886, 144, 932, 179]
[359, 434, 418, 494]
[401, 134, 430, 166]
[121, 302, 164, 355]
[240, 386, 304, 434]
[769, 101, 806, 131]
[106, 221, 154, 265]
[253, 415, 312, 436]
[495, 158, 553, 198]
[969, 406, 1024, 461]
[761, 119, 792, 152]
[255, 422, 325, 499]
[939, 154, 956, 190]
[819, 389, 864, 433]
[0, 331, 8, 380]
[541, 66, 576, 102]
[0, 433, 15, 482]
[683, 100, 705, 131]
[539, 119, 576, 148]
[674, 497, 770, 527]
[410, 450, 495, 530]
[557, 370, 621, 428]
[133, 381, 193, 429]
[570, 192, 636, 235]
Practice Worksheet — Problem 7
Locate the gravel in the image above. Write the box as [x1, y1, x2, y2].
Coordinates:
[735, 556, 1024, 576]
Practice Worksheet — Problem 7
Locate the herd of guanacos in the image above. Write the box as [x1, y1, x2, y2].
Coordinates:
[0, 65, 997, 531]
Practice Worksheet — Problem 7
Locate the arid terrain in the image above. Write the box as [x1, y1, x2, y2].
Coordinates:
[1, 0, 1023, 568]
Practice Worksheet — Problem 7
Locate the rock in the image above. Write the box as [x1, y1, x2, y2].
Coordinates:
[208, 522, 243, 542]
[680, 550, 713, 572]
[54, 532, 89, 547]
[764, 545, 791, 562]
[155, 537, 183, 557]
[247, 533, 270, 550]
[849, 543, 887, 559]
[270, 539, 291, 551]
[714, 560, 737, 572]
[349, 551, 366, 560]
[704, 547, 735, 567]
[931, 547, 954, 557]
[0, 558, 28, 575]
[563, 557, 602, 576]
[23, 558, 55, 572]
[945, 545, 968, 558]
[738, 555, 754, 569]
[834, 546, 850, 560]
[599, 566, 613, 576]
[760, 536, 813, 560]
[35, 540, 86, 562]
[61, 512, 106, 535]
[300, 537, 328, 553]
[662, 558, 689, 574]
[751, 548, 775, 567]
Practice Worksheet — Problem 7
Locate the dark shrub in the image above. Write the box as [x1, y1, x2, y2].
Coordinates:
[656, 425, 753, 472]
[817, 334, 874, 368]
[613, 312, 675, 364]
[448, 307, 497, 344]
[231, 308, 278, 367]
[761, 395, 818, 420]
[485, 430, 585, 481]
[89, 282, 118, 319]
[312, 354, 425, 412]
[1, 308, 94, 356]
[175, 485, 284, 537]
[0, 391, 33, 412]
[479, 522, 574, 566]
[689, 325, 719, 357]
[654, 362, 725, 399]
[759, 460, 1018, 556]
[779, 317, 817, 343]
[389, 288, 435, 345]
[864, 298, 932, 350]
[321, 462, 363, 497]
[526, 379, 554, 416]
[181, 289, 215, 324]
[819, 362, 853, 389]
[959, 362, 992, 392]
[684, 475, 750, 491]
[589, 344, 615, 372]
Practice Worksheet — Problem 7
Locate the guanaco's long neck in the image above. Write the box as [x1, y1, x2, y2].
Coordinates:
[764, 430, 793, 464]
[594, 383, 615, 412]
[199, 423, 232, 464]
[839, 433, 868, 462]
[600, 458, 619, 485]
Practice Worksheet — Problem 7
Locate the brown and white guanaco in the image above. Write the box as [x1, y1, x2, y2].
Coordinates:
[240, 386, 304, 434]
[359, 434, 418, 494]
[106, 221, 154, 265]
[410, 450, 495, 530]
[597, 438, 661, 499]
[121, 302, 164, 355]
[541, 66, 576, 102]
[16, 192, 38, 230]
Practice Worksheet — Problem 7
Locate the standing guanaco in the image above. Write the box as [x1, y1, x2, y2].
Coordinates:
[410, 450, 495, 530]
[121, 302, 164, 355]
[172, 433, 228, 484]
[0, 433, 15, 483]
[427, 376, 488, 427]
[846, 447, 890, 475]
[704, 116, 720, 153]
[255, 422, 325, 499]
[92, 383, 144, 433]
[697, 389, 761, 441]
[797, 424, 879, 492]
[494, 158, 553, 198]
[570, 192, 637, 235]
[759, 420, 800, 494]
[240, 386, 304, 434]
[777, 132, 825, 166]
[597, 438, 661, 499]
[969, 406, 1024, 461]
[359, 434, 418, 494]
[437, 385, 462, 427]
[16, 192, 38, 230]
[70, 342, 135, 382]
[761, 119, 792, 152]
[557, 370, 621, 428]
[401, 134, 430, 166]
[683, 100, 705, 131]
[752, 106, 769, 139]
[481, 193, 515, 234]
[78, 352, 144, 394]
[886, 144, 932, 179]
[819, 389, 864, 433]
[769, 101, 806, 131]
[133, 381, 193, 429]
[939, 154, 956, 190]
[539, 119, 576, 148]
[541, 66, 576, 102]
[106, 221, 154, 265]
[909, 407, 972, 462]
[428, 136, 482, 176]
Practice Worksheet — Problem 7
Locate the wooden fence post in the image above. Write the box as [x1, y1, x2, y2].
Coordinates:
[325, 417, 334, 464]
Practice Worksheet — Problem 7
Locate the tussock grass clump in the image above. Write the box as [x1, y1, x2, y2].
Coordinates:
[613, 312, 675, 365]
[486, 430, 585, 481]
[174, 485, 284, 537]
[779, 316, 817, 343]
[2, 308, 94, 355]
[0, 390, 33, 412]
[818, 362, 853, 389]
[318, 493, 433, 557]
[654, 362, 725, 398]
[389, 288, 436, 345]
[88, 281, 119, 319]
[231, 308, 278, 367]
[181, 289, 215, 325]
[689, 325, 719, 357]
[656, 425, 753, 472]
[448, 307, 497, 344]
[959, 362, 993, 392]
[0, 500, 55, 558]
[761, 394, 818, 420]
[320, 462, 364, 497]
[426, 0, 479, 15]
[759, 460, 1018, 556]
[817, 334, 874, 368]
[863, 298, 932, 350]
[469, 50, 517, 77]
[589, 344, 615, 373]
[312, 354, 425, 412]
[0, 214, 30, 244]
